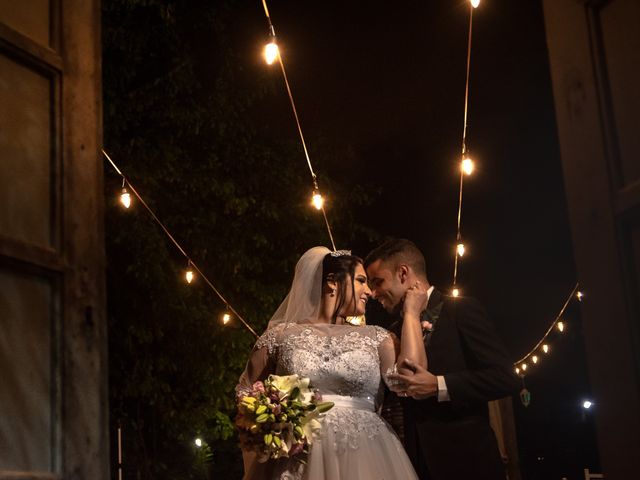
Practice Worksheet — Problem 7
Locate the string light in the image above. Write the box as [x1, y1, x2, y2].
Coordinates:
[194, 438, 203, 448]
[470, 0, 481, 8]
[260, 0, 336, 250]
[222, 311, 232, 325]
[264, 40, 279, 65]
[102, 149, 259, 338]
[577, 291, 584, 301]
[185, 261, 195, 284]
[461, 157, 475, 175]
[514, 283, 579, 372]
[120, 187, 131, 209]
[452, 288, 460, 297]
[521, 363, 528, 371]
[312, 190, 324, 210]
[515, 367, 520, 375]
[456, 243, 466, 257]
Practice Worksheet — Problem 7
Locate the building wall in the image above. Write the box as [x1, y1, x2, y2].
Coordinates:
[0, 0, 108, 478]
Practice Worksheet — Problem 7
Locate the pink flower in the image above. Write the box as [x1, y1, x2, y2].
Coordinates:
[289, 442, 304, 456]
[252, 381, 266, 394]
[421, 320, 434, 332]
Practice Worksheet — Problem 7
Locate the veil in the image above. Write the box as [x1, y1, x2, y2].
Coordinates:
[267, 246, 332, 328]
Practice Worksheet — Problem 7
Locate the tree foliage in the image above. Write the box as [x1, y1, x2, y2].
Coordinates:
[103, 0, 378, 477]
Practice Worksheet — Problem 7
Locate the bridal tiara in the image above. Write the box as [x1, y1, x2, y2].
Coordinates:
[329, 250, 352, 257]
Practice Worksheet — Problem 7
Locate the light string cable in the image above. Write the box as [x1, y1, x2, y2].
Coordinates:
[514, 282, 580, 367]
[102, 149, 259, 338]
[261, 0, 337, 251]
[453, 2, 478, 293]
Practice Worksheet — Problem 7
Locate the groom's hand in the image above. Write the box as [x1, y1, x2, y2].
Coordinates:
[387, 359, 438, 400]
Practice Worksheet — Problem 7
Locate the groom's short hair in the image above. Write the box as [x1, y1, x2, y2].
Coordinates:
[364, 238, 426, 276]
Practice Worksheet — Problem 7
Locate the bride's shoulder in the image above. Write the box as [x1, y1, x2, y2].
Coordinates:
[369, 325, 396, 344]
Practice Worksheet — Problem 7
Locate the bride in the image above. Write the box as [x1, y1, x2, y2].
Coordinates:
[237, 246, 427, 479]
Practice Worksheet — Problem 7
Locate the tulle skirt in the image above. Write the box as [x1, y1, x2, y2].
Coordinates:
[243, 396, 418, 480]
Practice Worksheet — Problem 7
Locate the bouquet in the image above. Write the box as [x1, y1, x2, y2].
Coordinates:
[236, 374, 334, 462]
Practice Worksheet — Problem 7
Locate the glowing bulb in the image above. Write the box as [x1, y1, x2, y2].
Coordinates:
[264, 41, 279, 65]
[557, 321, 565, 332]
[577, 291, 584, 301]
[185, 269, 194, 284]
[515, 367, 520, 374]
[470, 0, 480, 8]
[452, 288, 460, 297]
[532, 355, 538, 364]
[194, 438, 202, 447]
[312, 191, 324, 210]
[542, 344, 549, 353]
[521, 363, 527, 371]
[461, 157, 475, 175]
[456, 243, 466, 257]
[120, 188, 131, 209]
[582, 400, 593, 410]
[222, 312, 231, 325]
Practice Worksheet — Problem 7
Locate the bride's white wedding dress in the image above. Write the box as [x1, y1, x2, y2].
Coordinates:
[239, 322, 418, 480]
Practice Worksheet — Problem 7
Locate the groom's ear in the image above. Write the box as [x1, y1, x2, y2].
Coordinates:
[397, 264, 410, 284]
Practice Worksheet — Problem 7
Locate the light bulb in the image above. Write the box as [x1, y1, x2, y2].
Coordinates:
[577, 291, 584, 301]
[185, 269, 194, 284]
[120, 188, 131, 209]
[582, 400, 593, 410]
[264, 41, 279, 65]
[532, 355, 538, 364]
[456, 243, 466, 257]
[222, 312, 231, 325]
[461, 157, 475, 175]
[521, 363, 527, 371]
[452, 288, 460, 297]
[515, 367, 520, 374]
[542, 344, 549, 354]
[312, 191, 324, 210]
[557, 321, 565, 332]
[470, 0, 480, 8]
[194, 438, 202, 448]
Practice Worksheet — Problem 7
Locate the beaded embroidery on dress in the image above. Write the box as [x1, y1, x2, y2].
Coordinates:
[241, 323, 418, 480]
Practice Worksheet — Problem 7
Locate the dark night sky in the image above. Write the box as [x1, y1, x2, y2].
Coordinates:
[231, 0, 598, 475]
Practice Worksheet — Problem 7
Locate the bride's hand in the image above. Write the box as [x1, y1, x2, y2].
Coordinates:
[387, 359, 438, 399]
[402, 281, 429, 318]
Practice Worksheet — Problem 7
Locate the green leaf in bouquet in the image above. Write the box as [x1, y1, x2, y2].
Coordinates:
[255, 404, 267, 415]
[256, 413, 269, 423]
[273, 436, 282, 447]
[290, 387, 300, 400]
[315, 401, 334, 413]
[264, 433, 273, 445]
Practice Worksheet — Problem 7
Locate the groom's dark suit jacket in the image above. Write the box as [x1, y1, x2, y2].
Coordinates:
[388, 289, 520, 480]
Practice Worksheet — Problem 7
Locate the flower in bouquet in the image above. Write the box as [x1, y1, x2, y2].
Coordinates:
[236, 374, 334, 462]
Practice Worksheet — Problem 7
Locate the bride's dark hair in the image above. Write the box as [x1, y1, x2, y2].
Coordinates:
[322, 253, 363, 323]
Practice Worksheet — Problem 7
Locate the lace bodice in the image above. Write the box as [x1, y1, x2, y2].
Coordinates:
[255, 323, 392, 402]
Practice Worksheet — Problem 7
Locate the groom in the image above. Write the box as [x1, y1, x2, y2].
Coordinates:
[365, 238, 519, 480]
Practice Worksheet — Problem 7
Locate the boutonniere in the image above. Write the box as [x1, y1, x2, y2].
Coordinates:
[421, 301, 443, 341]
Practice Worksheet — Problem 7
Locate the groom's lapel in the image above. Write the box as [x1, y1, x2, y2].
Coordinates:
[422, 288, 444, 347]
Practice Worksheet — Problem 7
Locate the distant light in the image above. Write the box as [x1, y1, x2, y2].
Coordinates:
[470, 0, 481, 8]
[515, 367, 520, 374]
[461, 157, 475, 175]
[222, 312, 231, 325]
[542, 344, 550, 354]
[532, 355, 538, 364]
[185, 269, 194, 284]
[577, 291, 584, 301]
[456, 243, 466, 257]
[452, 288, 460, 297]
[120, 188, 131, 209]
[582, 400, 593, 410]
[557, 321, 565, 332]
[195, 438, 203, 447]
[264, 41, 279, 65]
[521, 363, 528, 371]
[312, 191, 324, 210]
